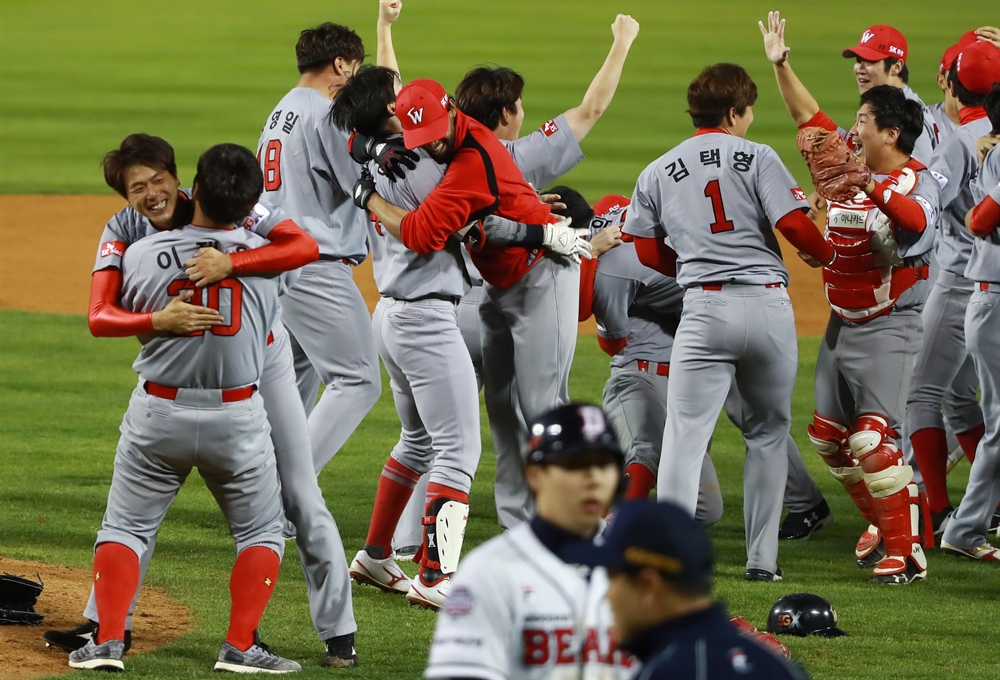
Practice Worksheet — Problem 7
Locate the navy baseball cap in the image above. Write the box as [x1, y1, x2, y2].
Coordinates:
[588, 500, 713, 588]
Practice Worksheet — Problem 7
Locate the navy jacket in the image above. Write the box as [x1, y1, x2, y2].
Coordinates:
[620, 604, 810, 680]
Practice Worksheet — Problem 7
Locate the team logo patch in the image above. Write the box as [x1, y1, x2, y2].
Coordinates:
[542, 119, 560, 137]
[861, 30, 875, 43]
[930, 170, 948, 188]
[407, 107, 424, 124]
[791, 187, 807, 202]
[100, 241, 126, 258]
[443, 585, 474, 618]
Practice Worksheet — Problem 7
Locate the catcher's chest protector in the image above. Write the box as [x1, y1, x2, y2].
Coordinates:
[823, 167, 920, 322]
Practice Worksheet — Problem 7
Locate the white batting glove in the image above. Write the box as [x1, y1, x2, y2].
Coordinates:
[543, 216, 593, 263]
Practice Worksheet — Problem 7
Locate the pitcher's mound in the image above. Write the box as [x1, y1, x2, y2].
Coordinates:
[0, 556, 191, 680]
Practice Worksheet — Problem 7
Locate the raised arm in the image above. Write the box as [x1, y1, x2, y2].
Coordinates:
[184, 219, 319, 287]
[759, 11, 820, 126]
[376, 0, 402, 75]
[562, 14, 640, 142]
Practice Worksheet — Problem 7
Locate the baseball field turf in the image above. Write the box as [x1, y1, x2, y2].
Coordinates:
[1, 1, 998, 679]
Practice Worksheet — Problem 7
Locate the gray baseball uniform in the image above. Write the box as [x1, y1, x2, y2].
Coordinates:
[85, 198, 356, 641]
[97, 225, 284, 587]
[258, 87, 381, 473]
[929, 101, 959, 143]
[943, 146, 1000, 550]
[902, 86, 938, 165]
[623, 130, 808, 574]
[905, 117, 990, 443]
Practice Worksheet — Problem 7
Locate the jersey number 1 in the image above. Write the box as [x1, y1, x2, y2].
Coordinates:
[167, 278, 243, 336]
[704, 180, 734, 234]
[259, 140, 282, 191]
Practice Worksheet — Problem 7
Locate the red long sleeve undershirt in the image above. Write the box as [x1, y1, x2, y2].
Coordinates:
[774, 210, 835, 263]
[866, 179, 928, 233]
[88, 269, 154, 337]
[229, 219, 319, 274]
[578, 257, 598, 322]
[597, 335, 627, 357]
[969, 194, 1000, 237]
[632, 237, 678, 277]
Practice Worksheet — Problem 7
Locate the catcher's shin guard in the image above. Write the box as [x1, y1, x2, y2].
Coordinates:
[858, 442, 927, 583]
[848, 413, 897, 458]
[418, 494, 469, 587]
[810, 414, 879, 527]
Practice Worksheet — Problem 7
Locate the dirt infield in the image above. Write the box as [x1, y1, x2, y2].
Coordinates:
[0, 195, 829, 335]
[0, 556, 191, 680]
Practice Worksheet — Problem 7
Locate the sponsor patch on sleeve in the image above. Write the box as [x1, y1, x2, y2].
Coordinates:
[791, 187, 807, 202]
[929, 170, 948, 188]
[443, 585, 474, 618]
[100, 241, 127, 258]
[240, 202, 272, 230]
[542, 119, 560, 137]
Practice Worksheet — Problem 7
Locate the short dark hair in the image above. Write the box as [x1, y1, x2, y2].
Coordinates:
[102, 134, 177, 198]
[986, 85, 1000, 134]
[547, 185, 594, 228]
[686, 63, 758, 129]
[329, 65, 399, 135]
[296, 22, 364, 74]
[192, 144, 263, 225]
[615, 567, 713, 598]
[882, 57, 910, 84]
[948, 61, 987, 108]
[858, 85, 924, 156]
[455, 66, 525, 130]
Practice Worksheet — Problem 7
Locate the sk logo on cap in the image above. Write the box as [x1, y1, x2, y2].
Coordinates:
[861, 30, 875, 43]
[407, 107, 424, 124]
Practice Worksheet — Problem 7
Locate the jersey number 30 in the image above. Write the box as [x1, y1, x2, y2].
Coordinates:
[167, 278, 243, 336]
[704, 180, 735, 234]
[259, 140, 282, 191]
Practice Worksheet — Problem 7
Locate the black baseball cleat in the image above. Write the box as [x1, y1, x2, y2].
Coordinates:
[323, 632, 359, 668]
[744, 567, 783, 582]
[779, 499, 833, 540]
[857, 541, 886, 569]
[44, 621, 132, 654]
[989, 506, 1000, 536]
[871, 557, 927, 585]
[930, 505, 954, 540]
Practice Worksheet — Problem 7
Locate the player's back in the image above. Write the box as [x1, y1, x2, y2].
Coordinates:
[901, 85, 937, 163]
[629, 132, 798, 289]
[121, 226, 279, 389]
[257, 87, 365, 261]
[966, 143, 1000, 282]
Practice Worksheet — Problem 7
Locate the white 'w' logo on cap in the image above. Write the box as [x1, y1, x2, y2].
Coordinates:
[407, 107, 424, 124]
[861, 30, 875, 43]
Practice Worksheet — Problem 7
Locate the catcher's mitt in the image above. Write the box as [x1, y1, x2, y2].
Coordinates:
[796, 127, 872, 202]
[0, 572, 44, 625]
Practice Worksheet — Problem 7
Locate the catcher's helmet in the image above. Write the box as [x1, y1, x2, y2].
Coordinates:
[525, 403, 624, 468]
[767, 593, 847, 637]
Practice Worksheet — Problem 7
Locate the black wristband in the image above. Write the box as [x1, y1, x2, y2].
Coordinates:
[523, 224, 545, 246]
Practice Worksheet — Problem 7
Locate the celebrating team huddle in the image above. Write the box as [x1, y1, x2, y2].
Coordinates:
[50, 1, 1000, 677]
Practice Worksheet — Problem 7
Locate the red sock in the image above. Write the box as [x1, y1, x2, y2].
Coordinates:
[92, 543, 140, 645]
[225, 546, 280, 652]
[625, 463, 655, 500]
[955, 424, 985, 463]
[911, 428, 950, 514]
[364, 457, 421, 559]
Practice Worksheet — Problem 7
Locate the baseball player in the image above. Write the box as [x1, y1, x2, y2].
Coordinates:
[69, 144, 297, 673]
[931, 32, 979, 142]
[940, 86, 1000, 562]
[587, 196, 831, 538]
[623, 62, 834, 582]
[424, 403, 634, 680]
[765, 15, 944, 583]
[257, 17, 379, 475]
[905, 41, 1000, 536]
[60, 133, 359, 668]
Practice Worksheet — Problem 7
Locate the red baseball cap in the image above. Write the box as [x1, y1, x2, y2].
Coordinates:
[396, 79, 451, 149]
[940, 30, 980, 74]
[593, 194, 630, 217]
[842, 25, 908, 62]
[955, 40, 1000, 95]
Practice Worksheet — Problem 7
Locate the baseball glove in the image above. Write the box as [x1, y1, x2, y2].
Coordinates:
[0, 572, 44, 625]
[796, 127, 872, 202]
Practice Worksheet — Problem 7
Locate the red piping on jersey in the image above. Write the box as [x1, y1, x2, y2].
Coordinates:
[88, 268, 155, 337]
[597, 335, 627, 357]
[799, 110, 839, 133]
[867, 178, 928, 233]
[775, 209, 834, 264]
[969, 194, 1000, 236]
[229, 219, 319, 274]
[578, 257, 598, 322]
[693, 127, 730, 137]
[632, 237, 678, 278]
[958, 106, 987, 125]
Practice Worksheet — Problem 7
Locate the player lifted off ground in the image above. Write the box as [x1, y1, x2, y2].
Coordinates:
[623, 63, 833, 581]
[424, 404, 634, 680]
[69, 145, 298, 673]
[764, 13, 942, 584]
[48, 134, 360, 668]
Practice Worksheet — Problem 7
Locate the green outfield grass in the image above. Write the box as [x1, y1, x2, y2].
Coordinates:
[1, 309, 998, 680]
[0, 0, 995, 197]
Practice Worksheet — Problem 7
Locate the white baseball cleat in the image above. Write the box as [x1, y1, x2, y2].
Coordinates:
[349, 550, 411, 594]
[406, 575, 452, 610]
